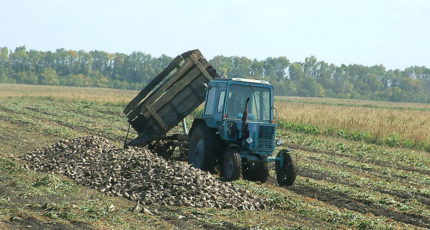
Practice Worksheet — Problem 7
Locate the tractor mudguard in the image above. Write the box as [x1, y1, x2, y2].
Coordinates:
[188, 118, 207, 137]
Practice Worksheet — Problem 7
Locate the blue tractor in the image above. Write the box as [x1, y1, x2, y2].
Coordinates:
[123, 50, 296, 186]
[188, 78, 296, 185]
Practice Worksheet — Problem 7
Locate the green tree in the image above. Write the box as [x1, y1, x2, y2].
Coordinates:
[1, 47, 430, 103]
[264, 57, 290, 81]
[39, 68, 59, 85]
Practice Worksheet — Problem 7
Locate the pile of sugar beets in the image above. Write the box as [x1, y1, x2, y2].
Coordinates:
[24, 136, 268, 210]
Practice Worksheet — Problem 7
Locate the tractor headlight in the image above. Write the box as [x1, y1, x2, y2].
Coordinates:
[276, 139, 284, 146]
[246, 137, 253, 144]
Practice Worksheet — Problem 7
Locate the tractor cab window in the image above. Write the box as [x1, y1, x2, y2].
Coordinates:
[226, 85, 271, 122]
[217, 90, 225, 112]
[204, 87, 216, 115]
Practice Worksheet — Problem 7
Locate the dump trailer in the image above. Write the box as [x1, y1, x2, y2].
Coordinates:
[124, 49, 296, 186]
[124, 49, 222, 146]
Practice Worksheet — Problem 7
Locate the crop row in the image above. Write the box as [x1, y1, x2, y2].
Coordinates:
[296, 158, 429, 217]
[235, 180, 415, 229]
[282, 131, 430, 173]
[276, 100, 430, 152]
[0, 97, 132, 144]
[278, 120, 430, 152]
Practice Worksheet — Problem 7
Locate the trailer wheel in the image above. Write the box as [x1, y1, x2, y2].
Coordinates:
[243, 161, 269, 183]
[275, 150, 296, 186]
[188, 123, 218, 172]
[221, 148, 242, 181]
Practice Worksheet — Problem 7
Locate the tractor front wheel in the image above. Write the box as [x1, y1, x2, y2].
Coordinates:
[275, 150, 296, 186]
[221, 148, 242, 181]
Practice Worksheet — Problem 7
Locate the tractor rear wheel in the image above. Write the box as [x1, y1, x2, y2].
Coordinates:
[221, 148, 242, 181]
[188, 123, 219, 172]
[242, 161, 269, 183]
[275, 150, 296, 186]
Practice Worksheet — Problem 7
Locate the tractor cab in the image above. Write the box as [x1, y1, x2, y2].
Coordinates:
[201, 78, 276, 158]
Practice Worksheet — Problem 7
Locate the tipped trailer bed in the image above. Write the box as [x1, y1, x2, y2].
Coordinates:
[123, 49, 222, 146]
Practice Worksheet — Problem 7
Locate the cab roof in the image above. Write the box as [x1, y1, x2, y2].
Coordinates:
[211, 78, 271, 86]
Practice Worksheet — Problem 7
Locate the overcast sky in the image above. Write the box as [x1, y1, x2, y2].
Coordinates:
[1, 0, 429, 69]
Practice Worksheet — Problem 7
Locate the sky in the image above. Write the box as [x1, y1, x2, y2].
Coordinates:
[1, 0, 429, 70]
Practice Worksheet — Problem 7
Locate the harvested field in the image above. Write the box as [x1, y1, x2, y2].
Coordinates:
[1, 84, 429, 229]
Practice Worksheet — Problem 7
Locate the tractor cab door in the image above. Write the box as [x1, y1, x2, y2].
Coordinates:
[203, 82, 227, 128]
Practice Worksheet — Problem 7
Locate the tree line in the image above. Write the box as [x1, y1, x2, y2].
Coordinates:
[1, 46, 429, 103]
